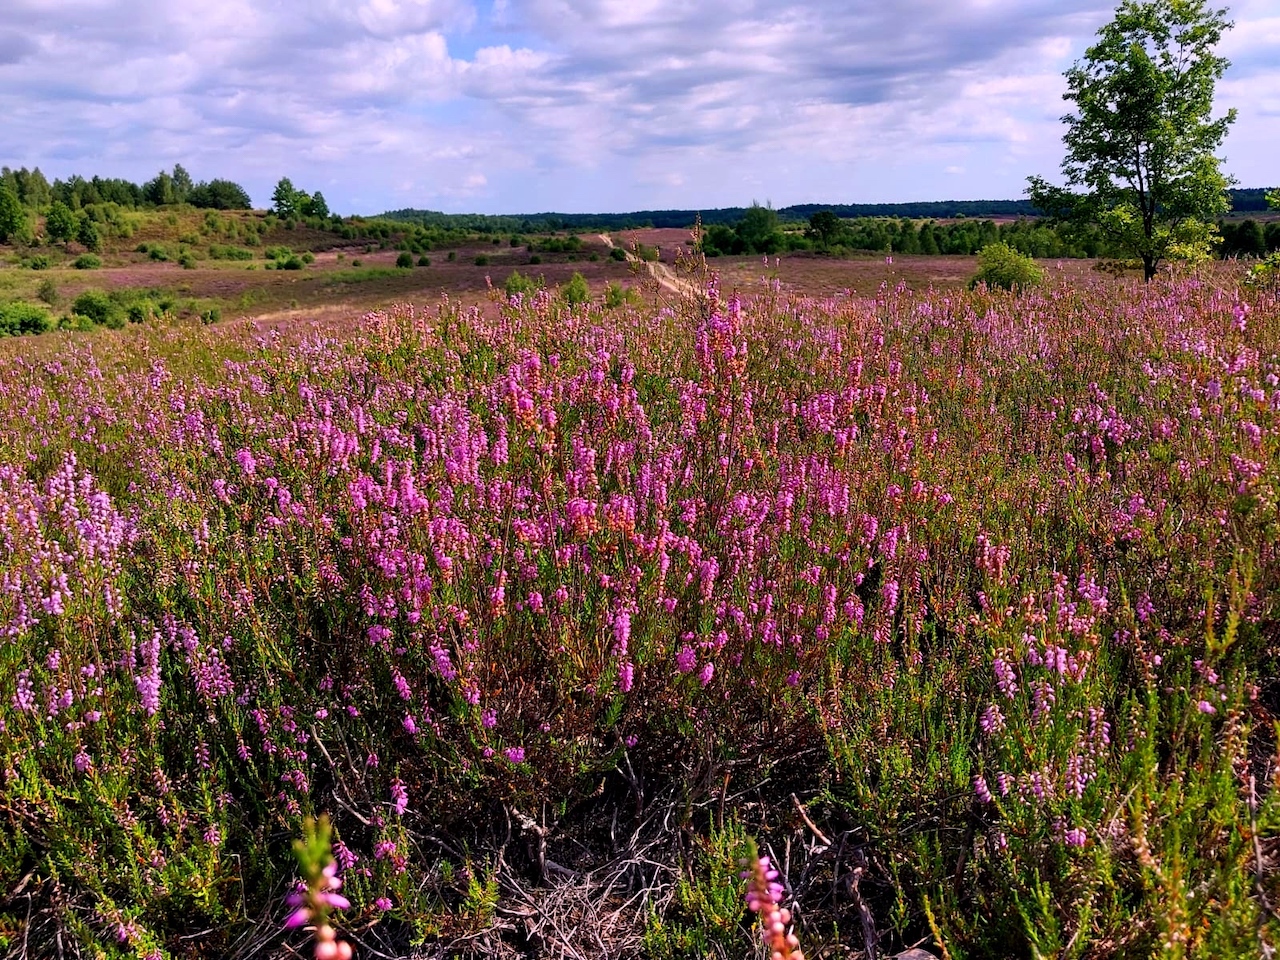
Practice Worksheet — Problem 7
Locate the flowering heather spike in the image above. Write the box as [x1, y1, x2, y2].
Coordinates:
[288, 816, 354, 960]
[742, 838, 804, 960]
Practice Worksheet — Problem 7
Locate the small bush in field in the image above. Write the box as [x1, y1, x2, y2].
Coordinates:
[970, 242, 1043, 291]
[417, 255, 430, 267]
[396, 251, 414, 269]
[560, 270, 590, 306]
[0, 301, 53, 336]
[474, 254, 489, 266]
[73, 254, 102, 270]
[503, 270, 543, 298]
[604, 281, 634, 309]
[24, 254, 51, 270]
[70, 289, 125, 328]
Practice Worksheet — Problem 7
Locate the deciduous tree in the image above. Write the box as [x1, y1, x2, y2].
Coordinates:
[0, 184, 23, 243]
[1028, 0, 1236, 281]
[45, 200, 77, 244]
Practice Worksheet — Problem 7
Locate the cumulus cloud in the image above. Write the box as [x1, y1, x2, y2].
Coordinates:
[0, 0, 1274, 212]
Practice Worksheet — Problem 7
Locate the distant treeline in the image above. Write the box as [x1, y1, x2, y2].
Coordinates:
[1, 165, 252, 212]
[377, 202, 1045, 232]
[381, 189, 1272, 232]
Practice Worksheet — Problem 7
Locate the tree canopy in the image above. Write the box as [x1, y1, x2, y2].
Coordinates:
[1028, 0, 1236, 280]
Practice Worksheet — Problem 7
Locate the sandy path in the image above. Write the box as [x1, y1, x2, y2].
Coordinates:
[598, 234, 701, 298]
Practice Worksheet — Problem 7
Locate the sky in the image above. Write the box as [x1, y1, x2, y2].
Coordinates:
[0, 0, 1276, 216]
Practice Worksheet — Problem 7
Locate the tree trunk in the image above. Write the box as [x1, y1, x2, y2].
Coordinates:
[1143, 256, 1157, 282]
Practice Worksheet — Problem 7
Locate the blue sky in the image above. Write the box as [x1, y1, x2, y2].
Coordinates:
[0, 0, 1276, 215]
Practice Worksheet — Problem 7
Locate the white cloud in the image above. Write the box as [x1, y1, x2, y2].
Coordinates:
[0, 0, 1274, 212]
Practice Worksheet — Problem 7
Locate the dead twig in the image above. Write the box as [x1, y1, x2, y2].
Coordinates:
[791, 793, 831, 847]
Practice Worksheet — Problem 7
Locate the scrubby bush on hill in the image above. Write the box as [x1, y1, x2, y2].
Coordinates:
[71, 289, 125, 328]
[0, 301, 53, 336]
[969, 242, 1044, 291]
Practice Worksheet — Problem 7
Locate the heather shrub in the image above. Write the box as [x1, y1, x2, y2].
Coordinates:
[396, 251, 414, 268]
[73, 253, 102, 270]
[1, 269, 1278, 958]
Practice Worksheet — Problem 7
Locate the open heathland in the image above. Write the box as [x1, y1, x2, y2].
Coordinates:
[2, 261, 1280, 959]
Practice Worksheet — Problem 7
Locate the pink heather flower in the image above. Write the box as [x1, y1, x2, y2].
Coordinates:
[390, 778, 408, 816]
[979, 703, 1005, 735]
[676, 645, 697, 673]
[1064, 827, 1087, 848]
[698, 662, 714, 686]
[481, 708, 497, 728]
[613, 610, 631, 656]
[743, 851, 804, 960]
[973, 775, 993, 804]
[234, 448, 257, 476]
[505, 746, 526, 763]
[402, 715, 417, 734]
[375, 897, 393, 911]
[1197, 700, 1216, 715]
[619, 661, 634, 693]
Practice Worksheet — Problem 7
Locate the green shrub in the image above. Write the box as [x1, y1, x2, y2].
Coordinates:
[474, 255, 489, 266]
[610, 247, 627, 261]
[604, 281, 635, 309]
[561, 270, 590, 306]
[0, 301, 54, 336]
[148, 245, 170, 262]
[396, 251, 414, 269]
[36, 279, 59, 306]
[417, 255, 431, 267]
[71, 290, 125, 328]
[351, 259, 362, 268]
[177, 252, 198, 270]
[301, 252, 315, 265]
[208, 245, 254, 261]
[970, 242, 1044, 291]
[279, 256, 305, 270]
[201, 307, 221, 325]
[126, 302, 153, 324]
[59, 313, 97, 332]
[447, 251, 457, 262]
[73, 254, 102, 270]
[503, 270, 543, 298]
[24, 255, 51, 270]
[77, 218, 102, 252]
[529, 254, 542, 265]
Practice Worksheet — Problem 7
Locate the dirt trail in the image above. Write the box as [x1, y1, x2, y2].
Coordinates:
[598, 234, 701, 299]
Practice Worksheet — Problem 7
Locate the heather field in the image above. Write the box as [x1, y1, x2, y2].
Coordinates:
[3, 264, 1280, 960]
